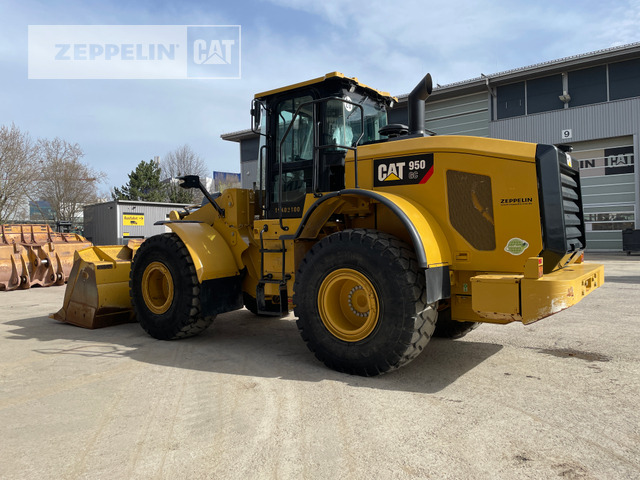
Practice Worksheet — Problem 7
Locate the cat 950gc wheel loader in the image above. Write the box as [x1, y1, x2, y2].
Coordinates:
[54, 72, 604, 376]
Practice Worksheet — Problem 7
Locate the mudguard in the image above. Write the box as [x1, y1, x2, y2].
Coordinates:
[296, 189, 452, 302]
[368, 190, 452, 268]
[164, 222, 243, 282]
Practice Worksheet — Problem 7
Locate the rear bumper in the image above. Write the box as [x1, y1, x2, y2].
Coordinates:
[471, 262, 604, 324]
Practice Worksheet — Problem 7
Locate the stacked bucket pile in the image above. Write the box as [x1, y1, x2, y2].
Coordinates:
[0, 224, 92, 291]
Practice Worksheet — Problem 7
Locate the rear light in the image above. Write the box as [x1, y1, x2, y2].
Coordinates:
[524, 257, 544, 279]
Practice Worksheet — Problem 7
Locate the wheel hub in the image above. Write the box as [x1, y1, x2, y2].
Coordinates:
[347, 285, 370, 318]
[141, 261, 174, 315]
[318, 268, 379, 342]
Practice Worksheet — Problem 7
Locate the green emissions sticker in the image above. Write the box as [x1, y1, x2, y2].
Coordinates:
[504, 237, 529, 256]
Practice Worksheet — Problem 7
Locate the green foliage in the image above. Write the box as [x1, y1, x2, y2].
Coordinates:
[113, 159, 166, 202]
[166, 184, 196, 204]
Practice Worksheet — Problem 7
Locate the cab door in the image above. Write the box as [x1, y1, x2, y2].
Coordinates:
[266, 93, 315, 219]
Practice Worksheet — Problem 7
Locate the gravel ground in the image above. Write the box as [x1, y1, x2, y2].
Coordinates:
[0, 253, 638, 480]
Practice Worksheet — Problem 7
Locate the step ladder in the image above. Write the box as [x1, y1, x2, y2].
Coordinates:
[256, 225, 290, 316]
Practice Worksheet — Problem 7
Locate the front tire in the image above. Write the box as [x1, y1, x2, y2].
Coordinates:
[294, 229, 437, 376]
[130, 233, 214, 340]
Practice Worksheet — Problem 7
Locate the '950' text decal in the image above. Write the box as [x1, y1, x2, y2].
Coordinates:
[374, 153, 434, 187]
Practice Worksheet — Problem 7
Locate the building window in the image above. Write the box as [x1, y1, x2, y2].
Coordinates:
[527, 74, 564, 114]
[584, 205, 635, 231]
[568, 66, 607, 107]
[496, 82, 525, 119]
[609, 58, 640, 100]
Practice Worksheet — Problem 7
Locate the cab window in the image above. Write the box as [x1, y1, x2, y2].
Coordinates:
[272, 95, 313, 204]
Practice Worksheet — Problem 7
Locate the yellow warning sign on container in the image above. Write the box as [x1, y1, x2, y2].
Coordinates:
[123, 213, 144, 226]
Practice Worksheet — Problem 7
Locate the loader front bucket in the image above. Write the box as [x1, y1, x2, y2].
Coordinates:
[51, 240, 143, 329]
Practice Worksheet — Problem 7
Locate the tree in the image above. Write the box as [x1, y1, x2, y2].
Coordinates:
[34, 138, 105, 222]
[0, 124, 36, 222]
[113, 159, 166, 202]
[161, 145, 208, 203]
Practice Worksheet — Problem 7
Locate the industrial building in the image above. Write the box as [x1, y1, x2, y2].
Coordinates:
[83, 199, 188, 245]
[222, 42, 640, 251]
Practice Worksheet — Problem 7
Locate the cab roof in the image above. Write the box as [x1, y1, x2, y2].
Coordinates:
[254, 71, 396, 102]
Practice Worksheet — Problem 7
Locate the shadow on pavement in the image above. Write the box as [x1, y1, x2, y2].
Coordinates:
[5, 310, 502, 394]
[603, 275, 640, 285]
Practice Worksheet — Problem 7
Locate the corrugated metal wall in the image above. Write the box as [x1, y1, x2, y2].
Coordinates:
[84, 203, 118, 245]
[491, 99, 640, 251]
[240, 137, 260, 189]
[426, 92, 490, 137]
[571, 139, 635, 250]
[84, 201, 188, 246]
[489, 98, 640, 144]
[241, 159, 259, 189]
[117, 202, 172, 244]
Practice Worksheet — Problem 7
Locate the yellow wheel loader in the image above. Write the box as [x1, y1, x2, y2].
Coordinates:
[55, 72, 604, 376]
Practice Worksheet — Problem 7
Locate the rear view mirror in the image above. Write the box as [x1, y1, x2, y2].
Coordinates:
[178, 175, 200, 189]
[251, 99, 265, 134]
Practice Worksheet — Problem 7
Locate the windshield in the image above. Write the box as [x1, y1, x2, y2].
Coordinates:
[325, 92, 388, 147]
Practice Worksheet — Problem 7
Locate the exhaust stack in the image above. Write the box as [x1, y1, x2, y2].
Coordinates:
[408, 73, 433, 136]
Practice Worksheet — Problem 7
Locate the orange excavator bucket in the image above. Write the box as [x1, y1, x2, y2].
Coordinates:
[51, 240, 143, 329]
[0, 224, 92, 291]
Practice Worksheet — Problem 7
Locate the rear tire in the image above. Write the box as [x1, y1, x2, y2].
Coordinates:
[130, 233, 214, 340]
[242, 292, 283, 317]
[433, 306, 480, 339]
[294, 229, 437, 376]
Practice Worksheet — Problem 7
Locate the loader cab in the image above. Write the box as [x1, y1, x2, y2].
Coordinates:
[252, 72, 394, 219]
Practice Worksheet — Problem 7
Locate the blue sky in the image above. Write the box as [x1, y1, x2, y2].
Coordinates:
[2, 0, 640, 192]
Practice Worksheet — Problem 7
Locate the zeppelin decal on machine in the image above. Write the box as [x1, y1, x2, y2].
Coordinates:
[374, 153, 434, 187]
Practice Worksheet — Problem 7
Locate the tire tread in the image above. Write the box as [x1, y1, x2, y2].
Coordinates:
[294, 229, 437, 376]
[131, 233, 214, 340]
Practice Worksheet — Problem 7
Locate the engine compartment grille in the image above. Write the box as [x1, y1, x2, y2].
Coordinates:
[559, 165, 585, 251]
[535, 145, 586, 273]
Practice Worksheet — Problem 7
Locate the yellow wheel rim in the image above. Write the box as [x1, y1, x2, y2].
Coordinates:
[141, 261, 174, 315]
[318, 268, 380, 342]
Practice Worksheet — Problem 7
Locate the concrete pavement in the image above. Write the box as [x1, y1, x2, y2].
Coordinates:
[0, 254, 638, 479]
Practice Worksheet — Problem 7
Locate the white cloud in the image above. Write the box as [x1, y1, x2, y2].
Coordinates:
[2, 0, 640, 189]
[263, 0, 640, 87]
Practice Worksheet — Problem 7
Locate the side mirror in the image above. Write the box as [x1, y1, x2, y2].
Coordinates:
[178, 175, 201, 189]
[177, 175, 225, 217]
[251, 99, 264, 134]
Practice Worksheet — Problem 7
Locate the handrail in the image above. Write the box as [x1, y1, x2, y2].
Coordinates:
[258, 143, 268, 217]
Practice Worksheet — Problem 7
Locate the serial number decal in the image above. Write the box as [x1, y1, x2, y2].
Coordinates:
[274, 206, 302, 214]
[374, 153, 434, 187]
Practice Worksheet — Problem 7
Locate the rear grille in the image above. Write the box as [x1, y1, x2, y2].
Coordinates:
[535, 145, 586, 273]
[559, 166, 584, 250]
